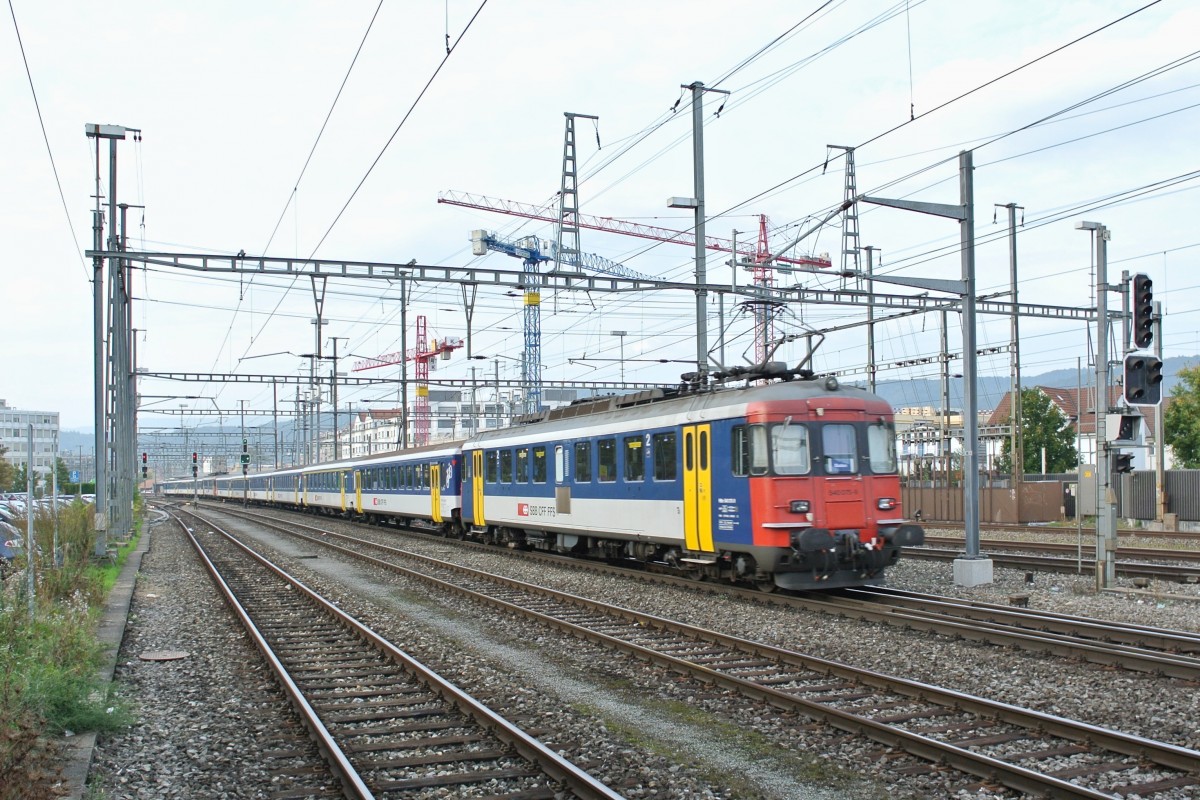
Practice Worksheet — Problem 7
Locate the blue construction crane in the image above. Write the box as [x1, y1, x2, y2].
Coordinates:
[470, 230, 655, 281]
[470, 229, 654, 414]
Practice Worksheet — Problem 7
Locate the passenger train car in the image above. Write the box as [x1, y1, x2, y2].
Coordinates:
[161, 375, 923, 591]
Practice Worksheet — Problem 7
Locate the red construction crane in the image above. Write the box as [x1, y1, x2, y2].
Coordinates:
[752, 214, 776, 366]
[437, 190, 832, 269]
[352, 315, 463, 447]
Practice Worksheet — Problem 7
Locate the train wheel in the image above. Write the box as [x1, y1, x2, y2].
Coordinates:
[755, 578, 778, 593]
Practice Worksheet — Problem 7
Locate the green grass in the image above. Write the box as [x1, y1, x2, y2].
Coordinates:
[0, 496, 142, 799]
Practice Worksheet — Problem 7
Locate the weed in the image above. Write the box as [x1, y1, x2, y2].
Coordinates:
[0, 496, 142, 798]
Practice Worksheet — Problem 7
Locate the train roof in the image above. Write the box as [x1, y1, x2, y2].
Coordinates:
[466, 378, 891, 447]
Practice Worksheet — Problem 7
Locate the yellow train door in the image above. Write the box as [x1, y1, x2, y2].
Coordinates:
[340, 471, 347, 512]
[354, 470, 362, 514]
[472, 450, 485, 526]
[430, 463, 442, 523]
[682, 424, 715, 552]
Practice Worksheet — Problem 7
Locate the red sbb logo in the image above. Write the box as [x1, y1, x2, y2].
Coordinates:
[517, 503, 530, 516]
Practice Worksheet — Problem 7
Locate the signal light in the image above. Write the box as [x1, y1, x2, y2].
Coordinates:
[1123, 353, 1163, 406]
[1105, 413, 1141, 445]
[1111, 451, 1134, 475]
[192, 452, 198, 463]
[141, 452, 147, 464]
[1131, 273, 1154, 348]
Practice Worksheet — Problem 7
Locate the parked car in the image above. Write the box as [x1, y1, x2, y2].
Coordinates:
[0, 527, 24, 578]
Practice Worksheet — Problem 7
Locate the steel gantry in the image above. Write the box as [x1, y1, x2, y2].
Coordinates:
[93, 250, 1098, 323]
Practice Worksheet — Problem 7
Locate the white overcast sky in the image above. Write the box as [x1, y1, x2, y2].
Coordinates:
[4, 0, 1197, 431]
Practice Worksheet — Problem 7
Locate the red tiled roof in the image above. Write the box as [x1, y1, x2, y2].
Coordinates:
[987, 386, 1160, 435]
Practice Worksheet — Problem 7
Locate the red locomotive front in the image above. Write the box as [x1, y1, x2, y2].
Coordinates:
[743, 389, 924, 590]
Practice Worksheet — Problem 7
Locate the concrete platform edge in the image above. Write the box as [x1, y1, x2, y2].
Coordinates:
[59, 522, 151, 800]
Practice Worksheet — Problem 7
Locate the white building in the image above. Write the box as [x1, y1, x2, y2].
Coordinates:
[318, 388, 584, 461]
[0, 398, 60, 481]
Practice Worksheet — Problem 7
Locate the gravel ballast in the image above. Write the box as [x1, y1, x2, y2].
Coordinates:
[89, 506, 1200, 799]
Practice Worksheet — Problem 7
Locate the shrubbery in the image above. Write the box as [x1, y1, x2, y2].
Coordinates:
[0, 499, 138, 800]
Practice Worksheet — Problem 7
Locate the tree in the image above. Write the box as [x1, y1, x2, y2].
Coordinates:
[994, 387, 1078, 475]
[0, 445, 13, 493]
[52, 456, 70, 489]
[1165, 364, 1200, 468]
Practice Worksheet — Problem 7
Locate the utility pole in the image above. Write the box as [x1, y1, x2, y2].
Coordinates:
[673, 82, 728, 382]
[1077, 220, 1115, 589]
[239, 399, 247, 506]
[863, 245, 878, 392]
[328, 336, 348, 460]
[611, 331, 627, 384]
[861, 151, 989, 586]
[939, 309, 950, 502]
[545, 112, 598, 415]
[311, 276, 327, 463]
[272, 381, 279, 469]
[998, 203, 1024, 519]
[399, 274, 408, 449]
[1154, 300, 1166, 523]
[85, 122, 137, 558]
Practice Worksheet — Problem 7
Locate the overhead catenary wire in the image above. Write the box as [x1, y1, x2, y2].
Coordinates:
[8, 0, 88, 280]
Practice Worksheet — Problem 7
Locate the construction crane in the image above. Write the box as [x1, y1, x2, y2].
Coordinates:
[470, 230, 657, 282]
[470, 229, 657, 413]
[351, 315, 463, 447]
[440, 189, 833, 269]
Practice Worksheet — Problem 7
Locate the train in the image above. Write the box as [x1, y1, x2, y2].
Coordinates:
[161, 371, 924, 591]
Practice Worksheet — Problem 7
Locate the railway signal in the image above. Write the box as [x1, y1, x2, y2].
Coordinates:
[141, 452, 148, 480]
[1105, 414, 1141, 445]
[1131, 273, 1154, 348]
[1123, 353, 1163, 406]
[1111, 450, 1134, 474]
[192, 451, 198, 478]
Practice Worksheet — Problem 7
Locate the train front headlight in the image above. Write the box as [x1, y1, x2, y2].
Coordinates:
[789, 500, 810, 514]
[877, 497, 896, 510]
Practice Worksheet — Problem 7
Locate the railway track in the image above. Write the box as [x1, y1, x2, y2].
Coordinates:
[908, 546, 1200, 582]
[925, 521, 1200, 543]
[168, 505, 622, 799]
[187, 502, 1200, 799]
[923, 535, 1200, 563]
[200, 501, 1200, 679]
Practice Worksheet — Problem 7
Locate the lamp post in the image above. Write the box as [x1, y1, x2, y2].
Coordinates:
[611, 331, 627, 384]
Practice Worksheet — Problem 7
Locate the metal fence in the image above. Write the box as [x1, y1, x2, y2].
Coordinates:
[903, 469, 1200, 524]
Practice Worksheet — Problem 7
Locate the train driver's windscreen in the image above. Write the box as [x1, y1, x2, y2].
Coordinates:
[822, 424, 858, 474]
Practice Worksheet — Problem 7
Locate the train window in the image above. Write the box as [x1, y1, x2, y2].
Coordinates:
[575, 442, 592, 482]
[624, 436, 645, 482]
[699, 430, 708, 471]
[486, 451, 498, 483]
[516, 448, 529, 483]
[867, 422, 898, 473]
[749, 425, 769, 476]
[822, 424, 859, 474]
[532, 447, 547, 483]
[555, 446, 566, 484]
[653, 432, 677, 480]
[771, 423, 810, 475]
[500, 450, 513, 483]
[422, 464, 430, 489]
[597, 438, 616, 482]
[731, 427, 749, 476]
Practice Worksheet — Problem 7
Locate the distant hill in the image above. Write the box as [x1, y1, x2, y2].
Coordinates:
[871, 355, 1199, 412]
